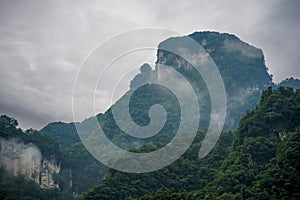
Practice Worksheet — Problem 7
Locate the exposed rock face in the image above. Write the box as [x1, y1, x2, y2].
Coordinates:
[40, 159, 60, 188]
[0, 138, 60, 189]
[155, 32, 273, 130]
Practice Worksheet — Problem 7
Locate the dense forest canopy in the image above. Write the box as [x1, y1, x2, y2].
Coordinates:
[80, 87, 300, 200]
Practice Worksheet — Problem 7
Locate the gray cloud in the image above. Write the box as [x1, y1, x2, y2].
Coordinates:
[0, 0, 299, 129]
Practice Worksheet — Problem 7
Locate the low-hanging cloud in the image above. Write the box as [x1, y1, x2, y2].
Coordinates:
[223, 38, 262, 58]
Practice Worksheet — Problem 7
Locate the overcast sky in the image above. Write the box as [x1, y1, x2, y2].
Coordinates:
[0, 0, 299, 130]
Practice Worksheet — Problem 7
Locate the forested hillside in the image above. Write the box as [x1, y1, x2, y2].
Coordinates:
[38, 31, 300, 199]
[0, 115, 71, 200]
[80, 86, 300, 200]
[2, 31, 300, 200]
[0, 115, 107, 198]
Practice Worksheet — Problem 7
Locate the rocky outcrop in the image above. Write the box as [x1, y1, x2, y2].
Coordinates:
[0, 137, 60, 189]
[155, 32, 273, 130]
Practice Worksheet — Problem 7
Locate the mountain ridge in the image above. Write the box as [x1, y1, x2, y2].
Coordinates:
[1, 31, 300, 199]
[41, 31, 300, 148]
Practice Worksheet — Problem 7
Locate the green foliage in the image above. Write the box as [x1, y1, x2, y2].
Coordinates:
[0, 115, 61, 161]
[162, 31, 273, 130]
[0, 115, 21, 137]
[40, 117, 107, 194]
[238, 87, 300, 141]
[189, 32, 272, 91]
[0, 114, 107, 197]
[98, 83, 181, 149]
[0, 169, 72, 200]
[277, 77, 300, 89]
[96, 31, 275, 153]
[197, 87, 300, 199]
[252, 129, 300, 199]
[80, 131, 234, 200]
[133, 188, 200, 200]
[40, 122, 79, 148]
[80, 87, 300, 199]
[62, 142, 107, 194]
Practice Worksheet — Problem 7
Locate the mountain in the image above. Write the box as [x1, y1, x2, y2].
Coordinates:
[47, 31, 272, 150]
[73, 31, 275, 151]
[80, 86, 300, 200]
[40, 122, 79, 148]
[40, 115, 98, 149]
[2, 31, 299, 199]
[0, 114, 107, 198]
[42, 32, 300, 149]
[38, 31, 300, 197]
[276, 77, 300, 89]
[155, 31, 285, 130]
[0, 115, 72, 199]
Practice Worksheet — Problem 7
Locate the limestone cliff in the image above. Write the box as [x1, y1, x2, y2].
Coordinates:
[0, 137, 60, 189]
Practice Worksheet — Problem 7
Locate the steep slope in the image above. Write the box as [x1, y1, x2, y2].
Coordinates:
[0, 114, 107, 197]
[80, 86, 300, 200]
[86, 31, 273, 150]
[0, 115, 72, 199]
[156, 31, 272, 130]
[38, 31, 300, 197]
[40, 122, 79, 148]
[63, 142, 107, 194]
[40, 115, 97, 148]
[41, 32, 300, 150]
